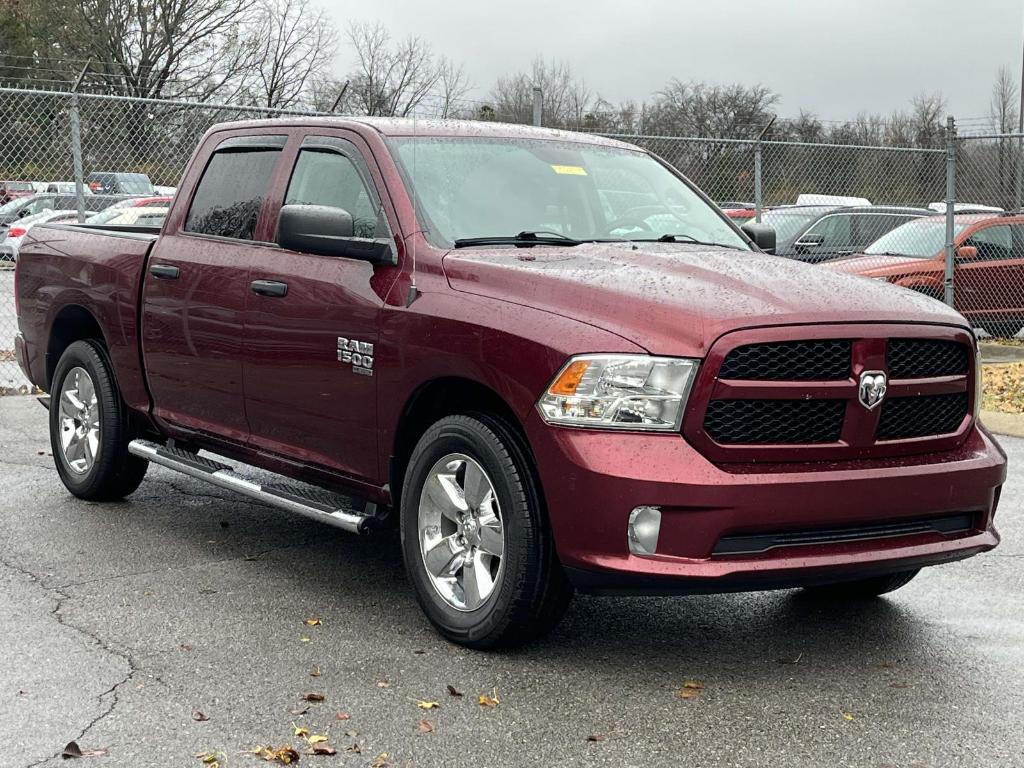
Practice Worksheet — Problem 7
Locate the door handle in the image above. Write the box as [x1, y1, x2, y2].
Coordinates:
[150, 264, 179, 280]
[250, 279, 288, 297]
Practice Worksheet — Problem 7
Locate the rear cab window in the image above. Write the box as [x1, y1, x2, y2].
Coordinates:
[184, 135, 287, 241]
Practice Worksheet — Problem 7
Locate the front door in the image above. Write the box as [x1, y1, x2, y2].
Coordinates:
[141, 133, 287, 441]
[954, 222, 1024, 329]
[242, 133, 397, 484]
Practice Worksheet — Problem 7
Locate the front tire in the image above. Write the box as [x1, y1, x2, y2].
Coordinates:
[802, 569, 920, 599]
[50, 340, 148, 501]
[400, 413, 572, 649]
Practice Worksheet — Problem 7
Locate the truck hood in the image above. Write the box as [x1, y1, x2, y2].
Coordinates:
[442, 242, 968, 356]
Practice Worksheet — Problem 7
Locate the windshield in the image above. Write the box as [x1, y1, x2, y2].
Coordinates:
[865, 217, 967, 258]
[758, 208, 832, 248]
[389, 137, 750, 249]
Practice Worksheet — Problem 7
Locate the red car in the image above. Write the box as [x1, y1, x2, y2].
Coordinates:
[0, 180, 35, 205]
[828, 213, 1024, 337]
[14, 119, 1004, 648]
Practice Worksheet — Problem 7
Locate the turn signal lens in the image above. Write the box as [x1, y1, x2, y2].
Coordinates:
[549, 359, 591, 395]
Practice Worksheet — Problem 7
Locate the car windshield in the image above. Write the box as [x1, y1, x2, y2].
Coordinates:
[389, 136, 750, 250]
[758, 208, 832, 247]
[865, 217, 967, 258]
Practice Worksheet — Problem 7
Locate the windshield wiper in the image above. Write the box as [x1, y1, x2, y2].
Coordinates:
[453, 230, 583, 249]
[630, 233, 745, 251]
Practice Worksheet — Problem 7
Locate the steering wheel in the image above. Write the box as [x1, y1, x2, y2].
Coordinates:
[604, 204, 683, 236]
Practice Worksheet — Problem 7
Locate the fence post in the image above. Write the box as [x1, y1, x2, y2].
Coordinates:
[532, 87, 543, 127]
[943, 115, 957, 307]
[753, 117, 774, 222]
[68, 93, 86, 223]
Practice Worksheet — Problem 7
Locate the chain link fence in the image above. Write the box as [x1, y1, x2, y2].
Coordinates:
[1, 86, 1021, 392]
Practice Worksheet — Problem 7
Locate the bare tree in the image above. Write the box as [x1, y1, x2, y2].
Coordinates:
[990, 67, 1020, 207]
[436, 57, 471, 119]
[346, 21, 443, 117]
[908, 91, 947, 149]
[35, 0, 264, 100]
[646, 80, 778, 138]
[489, 58, 591, 127]
[246, 0, 338, 109]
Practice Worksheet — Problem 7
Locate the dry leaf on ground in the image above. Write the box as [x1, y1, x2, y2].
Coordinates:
[253, 745, 301, 764]
[303, 692, 326, 702]
[418, 719, 434, 733]
[446, 685, 463, 697]
[192, 710, 209, 721]
[61, 741, 109, 759]
[478, 690, 500, 707]
[414, 699, 440, 710]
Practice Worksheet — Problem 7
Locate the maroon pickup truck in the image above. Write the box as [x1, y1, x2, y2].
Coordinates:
[13, 118, 1005, 648]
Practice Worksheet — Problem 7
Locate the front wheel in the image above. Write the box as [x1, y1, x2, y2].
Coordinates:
[802, 569, 920, 599]
[50, 340, 148, 501]
[400, 414, 572, 649]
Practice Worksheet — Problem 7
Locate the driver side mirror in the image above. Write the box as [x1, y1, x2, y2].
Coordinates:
[741, 222, 777, 254]
[955, 245, 979, 260]
[278, 204, 396, 266]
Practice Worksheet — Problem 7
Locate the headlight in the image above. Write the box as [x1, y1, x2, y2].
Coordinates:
[537, 354, 699, 431]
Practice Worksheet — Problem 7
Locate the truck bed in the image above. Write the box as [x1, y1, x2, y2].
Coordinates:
[15, 222, 157, 412]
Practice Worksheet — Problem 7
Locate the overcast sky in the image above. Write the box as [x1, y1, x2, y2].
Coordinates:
[324, 0, 1024, 125]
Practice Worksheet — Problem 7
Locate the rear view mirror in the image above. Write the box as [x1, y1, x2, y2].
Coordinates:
[278, 204, 396, 266]
[955, 245, 979, 260]
[741, 222, 777, 254]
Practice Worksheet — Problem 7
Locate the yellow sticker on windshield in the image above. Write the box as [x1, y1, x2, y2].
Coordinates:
[551, 164, 588, 176]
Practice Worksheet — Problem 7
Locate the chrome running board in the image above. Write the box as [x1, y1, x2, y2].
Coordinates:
[128, 439, 378, 534]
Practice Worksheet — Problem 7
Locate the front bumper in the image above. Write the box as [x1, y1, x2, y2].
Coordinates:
[525, 413, 1005, 594]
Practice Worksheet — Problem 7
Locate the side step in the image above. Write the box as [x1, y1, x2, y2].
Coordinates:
[128, 439, 378, 534]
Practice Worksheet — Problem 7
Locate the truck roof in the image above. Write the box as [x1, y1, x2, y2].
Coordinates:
[207, 116, 639, 150]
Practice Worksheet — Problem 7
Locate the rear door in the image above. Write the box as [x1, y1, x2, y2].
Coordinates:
[141, 132, 288, 441]
[241, 131, 398, 484]
[955, 222, 1024, 324]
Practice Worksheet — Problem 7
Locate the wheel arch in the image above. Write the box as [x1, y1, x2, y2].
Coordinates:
[46, 304, 107, 389]
[389, 376, 536, 509]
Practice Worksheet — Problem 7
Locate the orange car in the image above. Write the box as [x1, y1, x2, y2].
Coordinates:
[828, 213, 1024, 337]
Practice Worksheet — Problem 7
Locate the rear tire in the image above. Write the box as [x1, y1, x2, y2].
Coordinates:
[49, 340, 148, 501]
[399, 413, 572, 649]
[802, 569, 920, 599]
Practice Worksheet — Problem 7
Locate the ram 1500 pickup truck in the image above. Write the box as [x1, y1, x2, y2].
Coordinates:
[14, 118, 1006, 649]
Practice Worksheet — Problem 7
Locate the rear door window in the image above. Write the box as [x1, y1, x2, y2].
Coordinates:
[185, 136, 286, 241]
[803, 213, 853, 249]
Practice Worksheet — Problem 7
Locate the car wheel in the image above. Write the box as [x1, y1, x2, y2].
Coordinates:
[50, 340, 148, 501]
[802, 569, 920, 599]
[400, 413, 572, 649]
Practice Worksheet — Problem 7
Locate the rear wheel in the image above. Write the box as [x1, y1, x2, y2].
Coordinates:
[50, 340, 148, 501]
[400, 413, 572, 649]
[802, 569, 920, 599]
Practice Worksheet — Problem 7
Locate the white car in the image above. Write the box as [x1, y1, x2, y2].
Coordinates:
[0, 208, 79, 264]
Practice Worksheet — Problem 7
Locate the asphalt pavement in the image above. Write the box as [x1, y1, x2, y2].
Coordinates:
[0, 395, 1022, 768]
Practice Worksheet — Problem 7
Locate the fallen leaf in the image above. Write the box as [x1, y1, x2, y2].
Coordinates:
[376, 680, 391, 689]
[675, 680, 704, 699]
[61, 741, 109, 759]
[478, 690, 500, 707]
[414, 699, 440, 710]
[293, 724, 309, 738]
[303, 692, 325, 702]
[311, 744, 336, 756]
[587, 734, 606, 742]
[682, 680, 704, 689]
[255, 745, 301, 764]
[180, 643, 194, 652]
[842, 712, 855, 721]
[446, 685, 463, 697]
[304, 618, 322, 626]
[198, 587, 217, 595]
[334, 712, 351, 721]
[344, 730, 358, 739]
[300, 636, 311, 643]
[195, 752, 222, 766]
[192, 710, 209, 722]
[418, 719, 434, 733]
[307, 735, 328, 745]
[889, 682, 910, 689]
[289, 707, 309, 716]
[345, 743, 362, 754]
[412, 649, 426, 655]
[309, 667, 321, 677]
[371, 753, 391, 768]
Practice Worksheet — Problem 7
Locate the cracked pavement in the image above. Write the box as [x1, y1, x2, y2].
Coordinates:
[1, 395, 1022, 767]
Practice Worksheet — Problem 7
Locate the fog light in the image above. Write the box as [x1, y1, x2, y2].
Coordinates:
[628, 506, 662, 556]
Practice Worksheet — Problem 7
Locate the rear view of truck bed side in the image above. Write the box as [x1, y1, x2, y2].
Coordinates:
[14, 224, 157, 415]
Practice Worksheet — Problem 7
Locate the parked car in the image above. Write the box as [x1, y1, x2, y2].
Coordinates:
[45, 181, 92, 195]
[97, 206, 170, 228]
[14, 118, 1004, 649]
[84, 196, 172, 225]
[0, 193, 129, 229]
[0, 180, 35, 205]
[85, 172, 156, 196]
[828, 212, 1024, 337]
[761, 204, 932, 263]
[0, 208, 79, 263]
